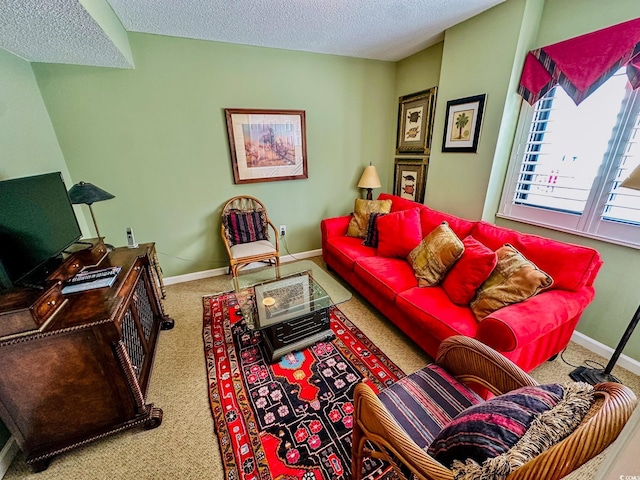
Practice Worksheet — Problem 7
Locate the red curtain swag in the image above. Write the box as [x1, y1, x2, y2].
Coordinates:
[518, 17, 640, 105]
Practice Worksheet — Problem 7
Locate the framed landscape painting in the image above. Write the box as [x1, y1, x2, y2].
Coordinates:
[393, 159, 428, 204]
[396, 87, 437, 155]
[442, 94, 486, 153]
[225, 109, 308, 184]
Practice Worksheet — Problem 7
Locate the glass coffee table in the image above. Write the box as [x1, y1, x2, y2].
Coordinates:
[233, 260, 352, 362]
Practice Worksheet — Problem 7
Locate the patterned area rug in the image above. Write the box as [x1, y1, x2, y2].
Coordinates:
[203, 292, 405, 480]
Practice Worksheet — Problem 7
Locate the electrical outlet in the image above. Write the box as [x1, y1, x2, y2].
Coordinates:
[279, 225, 286, 236]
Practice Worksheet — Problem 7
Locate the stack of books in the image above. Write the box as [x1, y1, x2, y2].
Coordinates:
[61, 266, 121, 294]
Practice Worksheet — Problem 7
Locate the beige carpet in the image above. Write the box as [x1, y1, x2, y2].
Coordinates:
[4, 257, 639, 479]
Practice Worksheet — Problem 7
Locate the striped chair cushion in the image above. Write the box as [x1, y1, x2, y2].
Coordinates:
[377, 364, 483, 449]
[225, 210, 268, 245]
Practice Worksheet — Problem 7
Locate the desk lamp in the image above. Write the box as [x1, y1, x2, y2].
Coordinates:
[357, 163, 381, 200]
[68, 181, 115, 240]
[570, 164, 640, 384]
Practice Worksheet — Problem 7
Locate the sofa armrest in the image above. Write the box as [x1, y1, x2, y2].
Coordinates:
[475, 287, 595, 353]
[321, 216, 351, 240]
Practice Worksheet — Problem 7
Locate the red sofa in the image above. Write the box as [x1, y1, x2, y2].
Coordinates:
[321, 193, 603, 372]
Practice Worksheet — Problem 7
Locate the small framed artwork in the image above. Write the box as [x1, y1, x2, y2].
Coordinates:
[396, 87, 438, 155]
[442, 94, 486, 153]
[393, 159, 428, 204]
[225, 108, 308, 184]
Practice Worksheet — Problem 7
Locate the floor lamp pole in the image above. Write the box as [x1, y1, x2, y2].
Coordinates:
[570, 302, 640, 385]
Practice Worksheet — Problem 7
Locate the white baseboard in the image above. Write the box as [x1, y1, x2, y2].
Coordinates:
[0, 437, 19, 479]
[163, 249, 322, 285]
[570, 330, 640, 377]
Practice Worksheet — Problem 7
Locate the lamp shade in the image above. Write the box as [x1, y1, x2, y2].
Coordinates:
[357, 165, 381, 189]
[620, 164, 640, 191]
[68, 181, 115, 205]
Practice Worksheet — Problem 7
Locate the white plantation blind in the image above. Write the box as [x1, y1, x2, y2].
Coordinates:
[501, 69, 640, 248]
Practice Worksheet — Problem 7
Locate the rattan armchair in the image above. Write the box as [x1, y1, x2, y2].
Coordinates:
[221, 196, 280, 289]
[352, 335, 637, 480]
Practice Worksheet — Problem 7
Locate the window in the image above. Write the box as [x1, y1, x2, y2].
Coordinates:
[500, 69, 640, 248]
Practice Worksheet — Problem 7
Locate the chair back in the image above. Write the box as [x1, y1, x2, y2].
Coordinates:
[221, 196, 270, 247]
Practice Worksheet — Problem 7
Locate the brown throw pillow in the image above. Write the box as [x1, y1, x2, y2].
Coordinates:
[407, 222, 464, 287]
[346, 199, 392, 238]
[470, 244, 554, 321]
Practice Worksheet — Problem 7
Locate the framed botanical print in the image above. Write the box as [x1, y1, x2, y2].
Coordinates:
[393, 158, 428, 203]
[442, 94, 486, 153]
[396, 87, 437, 155]
[225, 108, 308, 184]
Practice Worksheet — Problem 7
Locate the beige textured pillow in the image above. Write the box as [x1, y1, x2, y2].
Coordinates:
[470, 244, 554, 321]
[407, 222, 464, 287]
[346, 199, 392, 238]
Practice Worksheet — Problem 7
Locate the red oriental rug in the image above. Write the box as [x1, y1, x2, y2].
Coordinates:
[203, 292, 405, 480]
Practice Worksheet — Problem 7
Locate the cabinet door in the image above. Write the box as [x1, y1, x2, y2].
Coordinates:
[120, 267, 162, 395]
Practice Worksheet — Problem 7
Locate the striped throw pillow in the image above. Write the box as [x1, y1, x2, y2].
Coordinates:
[226, 210, 268, 245]
[362, 213, 385, 247]
[427, 382, 594, 478]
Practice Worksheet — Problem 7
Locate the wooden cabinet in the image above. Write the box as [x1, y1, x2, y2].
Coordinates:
[0, 240, 173, 472]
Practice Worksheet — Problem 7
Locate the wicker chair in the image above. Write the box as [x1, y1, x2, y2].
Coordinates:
[352, 335, 637, 480]
[221, 196, 280, 289]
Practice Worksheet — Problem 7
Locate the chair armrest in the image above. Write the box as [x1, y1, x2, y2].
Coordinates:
[353, 382, 453, 480]
[475, 287, 595, 352]
[266, 220, 280, 251]
[321, 216, 351, 241]
[510, 382, 637, 480]
[436, 336, 538, 397]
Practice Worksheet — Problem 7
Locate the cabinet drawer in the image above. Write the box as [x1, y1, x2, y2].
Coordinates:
[34, 288, 65, 324]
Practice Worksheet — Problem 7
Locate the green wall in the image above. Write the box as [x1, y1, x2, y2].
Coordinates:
[0, 46, 85, 459]
[413, 0, 640, 361]
[33, 34, 397, 278]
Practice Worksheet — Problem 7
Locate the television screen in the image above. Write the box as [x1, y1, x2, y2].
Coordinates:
[0, 172, 82, 288]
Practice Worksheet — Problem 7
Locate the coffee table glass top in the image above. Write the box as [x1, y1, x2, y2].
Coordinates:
[233, 260, 352, 330]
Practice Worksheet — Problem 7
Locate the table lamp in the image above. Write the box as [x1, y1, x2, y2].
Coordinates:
[357, 163, 381, 200]
[570, 164, 640, 385]
[68, 181, 115, 240]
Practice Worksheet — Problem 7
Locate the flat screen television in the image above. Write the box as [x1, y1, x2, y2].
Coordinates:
[0, 172, 82, 289]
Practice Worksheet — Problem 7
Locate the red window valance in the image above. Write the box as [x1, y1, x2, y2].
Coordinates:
[518, 17, 640, 105]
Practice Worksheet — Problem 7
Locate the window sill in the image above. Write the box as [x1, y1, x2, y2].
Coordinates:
[495, 213, 640, 251]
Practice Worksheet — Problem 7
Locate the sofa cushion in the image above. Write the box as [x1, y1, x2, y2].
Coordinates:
[347, 198, 392, 238]
[441, 236, 497, 305]
[378, 192, 427, 213]
[377, 208, 423, 258]
[362, 212, 385, 247]
[471, 221, 602, 291]
[324, 236, 377, 270]
[428, 383, 594, 478]
[407, 222, 464, 287]
[420, 207, 475, 239]
[470, 244, 554, 321]
[354, 257, 418, 303]
[396, 287, 479, 340]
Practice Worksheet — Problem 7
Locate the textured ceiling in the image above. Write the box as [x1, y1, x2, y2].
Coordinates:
[0, 0, 132, 68]
[0, 0, 505, 68]
[107, 0, 505, 61]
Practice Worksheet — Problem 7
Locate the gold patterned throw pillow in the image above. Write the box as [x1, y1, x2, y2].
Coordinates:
[407, 222, 464, 287]
[470, 243, 554, 321]
[346, 199, 392, 238]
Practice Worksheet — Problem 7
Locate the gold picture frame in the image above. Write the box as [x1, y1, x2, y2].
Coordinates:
[225, 108, 308, 184]
[393, 158, 428, 204]
[396, 87, 437, 155]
